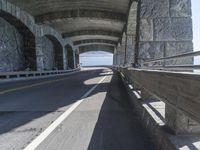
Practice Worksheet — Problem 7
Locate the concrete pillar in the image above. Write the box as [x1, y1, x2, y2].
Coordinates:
[120, 33, 126, 66]
[63, 46, 68, 70]
[126, 34, 135, 66]
[35, 37, 44, 71]
[113, 48, 117, 66]
[116, 44, 121, 66]
[126, 1, 138, 66]
[137, 0, 193, 66]
[75, 50, 80, 68]
[73, 50, 76, 69]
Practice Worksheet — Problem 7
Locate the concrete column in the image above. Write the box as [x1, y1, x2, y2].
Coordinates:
[73, 50, 76, 69]
[126, 34, 135, 66]
[116, 44, 121, 66]
[138, 0, 193, 66]
[120, 33, 126, 66]
[126, 1, 138, 66]
[75, 51, 80, 68]
[113, 48, 117, 66]
[63, 46, 67, 70]
[35, 37, 44, 71]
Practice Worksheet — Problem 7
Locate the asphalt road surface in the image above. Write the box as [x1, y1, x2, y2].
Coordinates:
[0, 67, 154, 150]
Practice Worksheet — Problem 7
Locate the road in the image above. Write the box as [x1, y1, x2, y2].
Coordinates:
[0, 67, 154, 150]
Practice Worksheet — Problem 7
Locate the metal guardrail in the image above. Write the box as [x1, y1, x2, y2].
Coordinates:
[141, 50, 200, 71]
[0, 68, 80, 80]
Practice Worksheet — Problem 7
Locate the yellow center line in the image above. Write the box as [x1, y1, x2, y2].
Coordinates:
[0, 76, 71, 95]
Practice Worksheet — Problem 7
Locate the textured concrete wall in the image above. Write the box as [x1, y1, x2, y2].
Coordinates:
[41, 37, 55, 70]
[0, 0, 74, 71]
[0, 17, 25, 72]
[126, 1, 138, 66]
[66, 45, 74, 69]
[138, 0, 193, 66]
[126, 35, 135, 66]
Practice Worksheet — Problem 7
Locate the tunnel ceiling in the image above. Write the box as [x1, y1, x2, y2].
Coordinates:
[7, 0, 133, 47]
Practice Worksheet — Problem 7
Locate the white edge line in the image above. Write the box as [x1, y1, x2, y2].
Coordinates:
[23, 75, 107, 150]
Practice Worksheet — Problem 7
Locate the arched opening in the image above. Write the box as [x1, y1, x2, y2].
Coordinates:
[44, 35, 64, 70]
[0, 12, 36, 72]
[80, 51, 113, 66]
[65, 45, 74, 69]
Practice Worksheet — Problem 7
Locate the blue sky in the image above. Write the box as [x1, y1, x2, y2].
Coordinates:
[80, 51, 113, 66]
[80, 1, 200, 66]
[192, 0, 200, 64]
[192, 0, 200, 51]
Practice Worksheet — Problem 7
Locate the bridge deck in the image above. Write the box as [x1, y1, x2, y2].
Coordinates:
[0, 67, 154, 150]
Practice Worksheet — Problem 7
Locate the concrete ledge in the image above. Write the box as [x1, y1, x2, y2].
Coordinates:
[119, 72, 200, 150]
[0, 68, 80, 83]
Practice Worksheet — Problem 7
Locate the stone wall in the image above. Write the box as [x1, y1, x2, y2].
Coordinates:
[138, 0, 193, 66]
[0, 17, 25, 72]
[41, 36, 55, 70]
[126, 1, 138, 66]
[66, 45, 74, 69]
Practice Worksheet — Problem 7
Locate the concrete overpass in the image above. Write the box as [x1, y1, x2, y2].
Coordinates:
[0, 0, 199, 150]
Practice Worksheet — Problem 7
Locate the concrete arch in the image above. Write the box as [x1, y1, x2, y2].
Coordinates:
[0, 9, 37, 71]
[40, 25, 64, 46]
[0, 1, 37, 36]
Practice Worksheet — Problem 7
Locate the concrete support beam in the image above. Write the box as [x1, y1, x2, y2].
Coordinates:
[62, 30, 122, 38]
[35, 10, 126, 24]
[74, 39, 117, 46]
[77, 43, 116, 48]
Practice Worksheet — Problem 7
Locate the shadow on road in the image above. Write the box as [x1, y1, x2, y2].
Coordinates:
[87, 71, 155, 150]
[0, 68, 112, 135]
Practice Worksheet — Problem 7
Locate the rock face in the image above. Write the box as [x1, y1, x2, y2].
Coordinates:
[0, 17, 25, 72]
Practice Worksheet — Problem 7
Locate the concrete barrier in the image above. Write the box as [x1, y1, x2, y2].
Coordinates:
[0, 68, 80, 82]
[116, 66, 200, 150]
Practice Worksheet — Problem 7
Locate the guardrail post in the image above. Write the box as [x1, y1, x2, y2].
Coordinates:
[165, 104, 200, 135]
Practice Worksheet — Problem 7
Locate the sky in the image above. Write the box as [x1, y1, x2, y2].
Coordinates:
[80, 0, 200, 66]
[80, 51, 113, 66]
[192, 0, 200, 64]
[192, 0, 200, 51]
